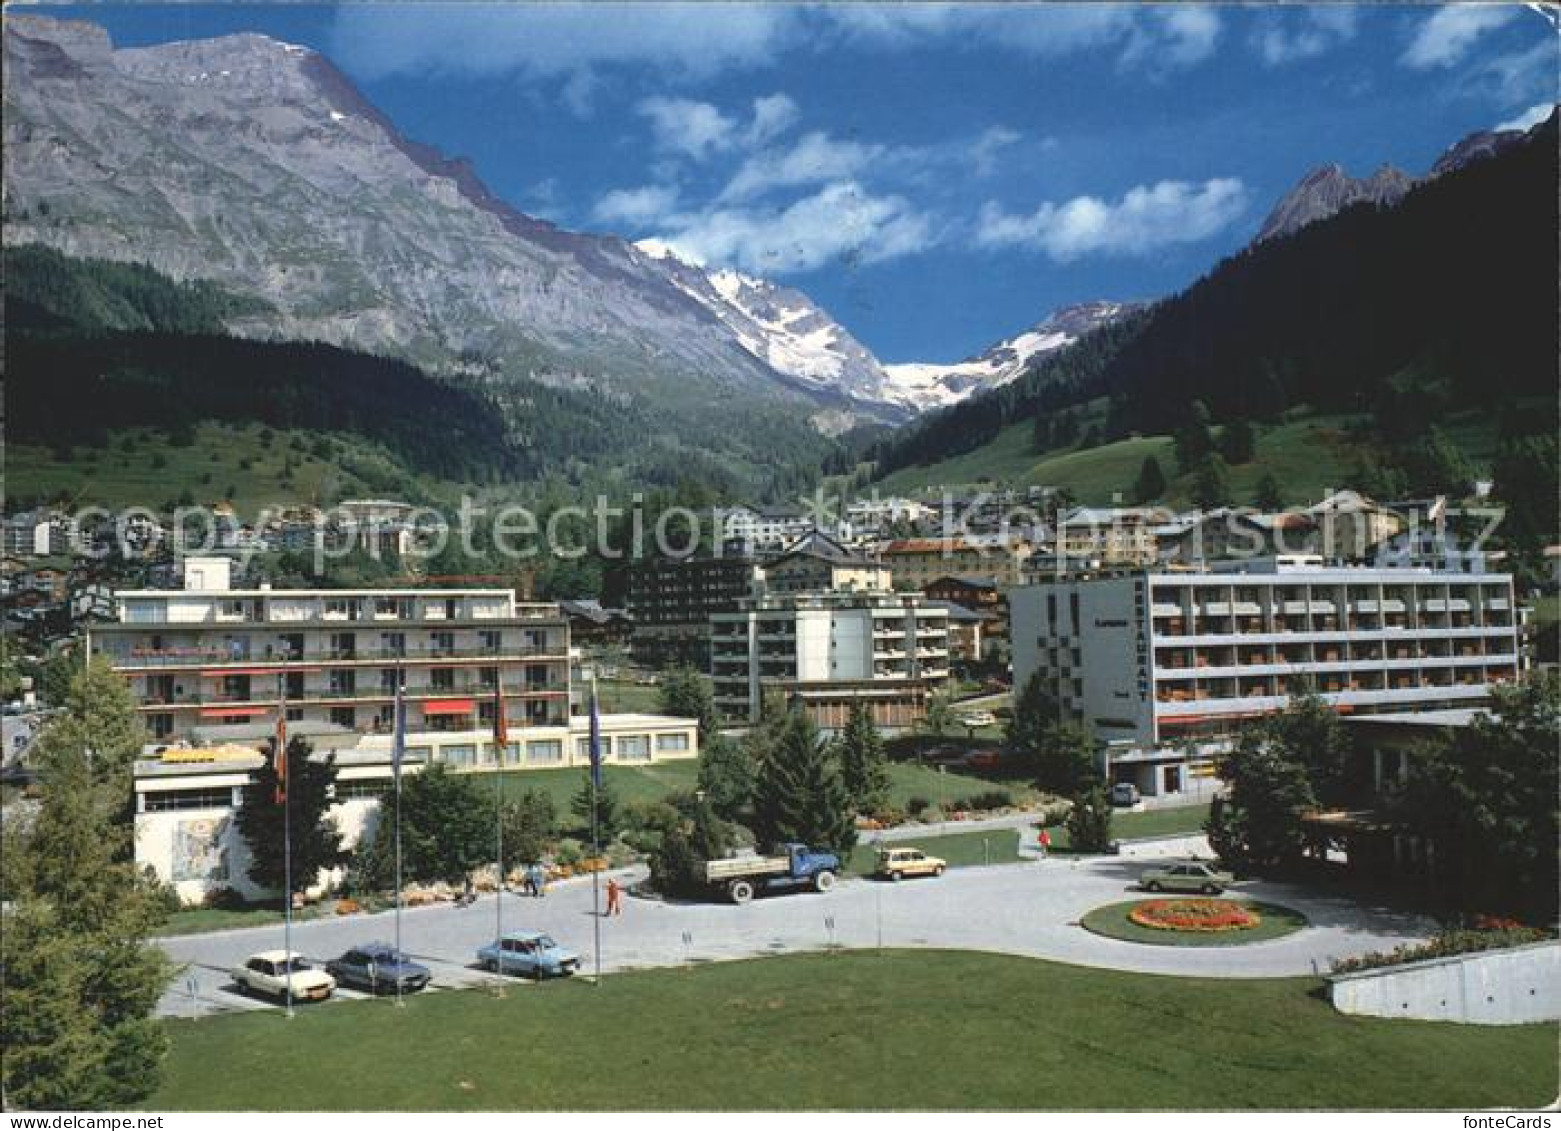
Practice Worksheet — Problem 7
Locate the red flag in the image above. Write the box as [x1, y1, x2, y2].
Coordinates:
[274, 695, 288, 805]
[492, 675, 507, 761]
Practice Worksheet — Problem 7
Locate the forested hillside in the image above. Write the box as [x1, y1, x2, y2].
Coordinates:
[4, 247, 844, 501]
[867, 112, 1559, 540]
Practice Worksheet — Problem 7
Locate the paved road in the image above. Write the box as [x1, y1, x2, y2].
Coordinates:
[154, 842, 1435, 1018]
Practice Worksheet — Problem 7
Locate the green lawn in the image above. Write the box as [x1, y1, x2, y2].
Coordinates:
[147, 950, 1557, 1110]
[492, 760, 703, 821]
[1043, 802, 1211, 851]
[846, 829, 1022, 875]
[883, 760, 1039, 810]
[1081, 900, 1309, 947]
[593, 678, 666, 715]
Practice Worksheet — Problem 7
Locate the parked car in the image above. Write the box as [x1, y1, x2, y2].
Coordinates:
[956, 710, 997, 729]
[325, 943, 431, 994]
[477, 931, 580, 979]
[230, 950, 336, 1002]
[1139, 861, 1235, 894]
[963, 749, 1003, 770]
[1110, 782, 1141, 807]
[875, 846, 947, 881]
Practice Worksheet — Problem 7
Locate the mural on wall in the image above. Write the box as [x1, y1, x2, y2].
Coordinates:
[172, 816, 230, 882]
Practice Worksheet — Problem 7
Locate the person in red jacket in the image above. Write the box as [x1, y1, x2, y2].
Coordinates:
[605, 876, 624, 916]
[1038, 828, 1053, 858]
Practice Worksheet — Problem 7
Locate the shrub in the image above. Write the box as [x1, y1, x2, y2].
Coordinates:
[554, 838, 584, 867]
[1329, 925, 1553, 975]
[922, 807, 945, 825]
[203, 885, 249, 911]
[906, 795, 931, 817]
[966, 789, 1013, 812]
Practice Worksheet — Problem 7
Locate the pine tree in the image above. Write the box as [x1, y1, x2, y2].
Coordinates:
[1173, 401, 1214, 474]
[835, 701, 890, 815]
[1218, 418, 1257, 465]
[572, 769, 621, 841]
[697, 731, 757, 823]
[1252, 472, 1284, 511]
[233, 738, 345, 896]
[1192, 454, 1233, 510]
[751, 709, 857, 858]
[378, 763, 492, 885]
[1065, 784, 1114, 853]
[1006, 671, 1060, 765]
[2, 684, 171, 1108]
[1132, 455, 1167, 503]
[658, 666, 718, 739]
[30, 655, 146, 790]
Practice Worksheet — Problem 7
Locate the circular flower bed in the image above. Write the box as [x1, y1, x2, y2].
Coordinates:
[1128, 898, 1261, 933]
[1080, 899, 1308, 947]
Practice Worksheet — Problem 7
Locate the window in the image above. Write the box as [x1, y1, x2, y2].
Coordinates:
[617, 735, 650, 762]
[330, 632, 357, 658]
[479, 666, 499, 690]
[403, 745, 432, 766]
[432, 631, 455, 657]
[329, 669, 356, 694]
[144, 787, 232, 812]
[380, 668, 399, 693]
[431, 668, 455, 691]
[150, 713, 174, 739]
[479, 629, 502, 653]
[381, 632, 406, 658]
[335, 780, 386, 802]
[655, 733, 690, 753]
[576, 736, 603, 760]
[527, 740, 563, 764]
[442, 744, 477, 769]
[330, 706, 356, 728]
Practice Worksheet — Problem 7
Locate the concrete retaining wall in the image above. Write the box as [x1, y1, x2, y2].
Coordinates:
[1329, 941, 1560, 1025]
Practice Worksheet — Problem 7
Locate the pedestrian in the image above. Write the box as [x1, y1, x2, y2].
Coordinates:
[1038, 828, 1052, 859]
[530, 862, 546, 897]
[605, 876, 623, 917]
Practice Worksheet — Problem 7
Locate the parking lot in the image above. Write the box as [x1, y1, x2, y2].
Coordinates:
[155, 839, 1436, 1018]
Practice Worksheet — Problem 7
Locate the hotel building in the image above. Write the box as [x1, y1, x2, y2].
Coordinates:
[1010, 557, 1521, 798]
[711, 591, 951, 731]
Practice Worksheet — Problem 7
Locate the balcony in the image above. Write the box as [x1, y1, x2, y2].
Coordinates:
[136, 679, 568, 710]
[109, 642, 565, 669]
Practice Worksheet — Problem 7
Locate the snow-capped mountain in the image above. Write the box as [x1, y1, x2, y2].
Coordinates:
[881, 301, 1145, 411]
[634, 239, 907, 423]
[640, 236, 1143, 418]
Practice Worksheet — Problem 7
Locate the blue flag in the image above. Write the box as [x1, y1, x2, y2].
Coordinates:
[391, 668, 407, 790]
[588, 683, 603, 788]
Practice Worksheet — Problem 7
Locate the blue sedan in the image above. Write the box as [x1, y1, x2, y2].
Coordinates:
[477, 931, 580, 979]
[325, 943, 431, 994]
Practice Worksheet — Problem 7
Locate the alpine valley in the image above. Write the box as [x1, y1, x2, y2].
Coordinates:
[2, 14, 1131, 503]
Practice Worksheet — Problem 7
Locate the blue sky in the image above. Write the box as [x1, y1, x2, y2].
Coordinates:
[51, 3, 1559, 363]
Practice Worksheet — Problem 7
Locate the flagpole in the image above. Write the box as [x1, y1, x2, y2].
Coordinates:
[590, 674, 602, 987]
[494, 671, 504, 958]
[280, 674, 293, 1019]
[393, 663, 405, 1009]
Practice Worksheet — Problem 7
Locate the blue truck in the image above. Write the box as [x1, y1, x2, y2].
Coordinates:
[702, 842, 841, 904]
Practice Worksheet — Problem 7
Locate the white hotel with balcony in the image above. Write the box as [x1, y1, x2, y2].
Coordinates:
[711, 590, 951, 731]
[1010, 556, 1522, 800]
[89, 558, 698, 904]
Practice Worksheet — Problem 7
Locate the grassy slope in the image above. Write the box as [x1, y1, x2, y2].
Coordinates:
[6, 422, 445, 513]
[1042, 802, 1212, 851]
[876, 415, 1366, 506]
[147, 950, 1557, 1110]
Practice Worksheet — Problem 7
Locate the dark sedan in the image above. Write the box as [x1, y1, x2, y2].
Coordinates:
[325, 944, 431, 994]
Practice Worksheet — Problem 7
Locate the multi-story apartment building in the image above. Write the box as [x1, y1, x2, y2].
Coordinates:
[1011, 557, 1521, 798]
[762, 535, 891, 595]
[711, 591, 950, 730]
[882, 536, 1033, 589]
[1033, 506, 1165, 574]
[90, 570, 572, 742]
[619, 553, 765, 665]
[103, 560, 700, 904]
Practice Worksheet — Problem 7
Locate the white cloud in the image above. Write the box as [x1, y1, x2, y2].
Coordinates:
[1496, 101, 1555, 132]
[606, 181, 937, 275]
[330, 4, 797, 80]
[969, 126, 1022, 177]
[592, 185, 683, 227]
[636, 97, 741, 161]
[721, 131, 886, 201]
[1402, 5, 1518, 69]
[830, 4, 1221, 71]
[975, 178, 1248, 261]
[749, 93, 801, 148]
[1254, 6, 1358, 66]
[636, 93, 803, 163]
